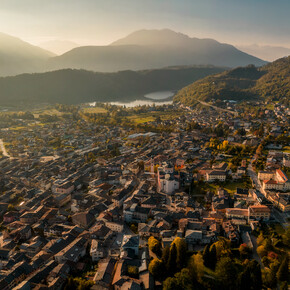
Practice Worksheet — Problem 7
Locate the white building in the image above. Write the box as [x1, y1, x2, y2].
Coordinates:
[206, 170, 227, 182]
[90, 240, 105, 262]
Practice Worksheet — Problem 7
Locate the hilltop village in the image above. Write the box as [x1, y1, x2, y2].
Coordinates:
[0, 101, 289, 289]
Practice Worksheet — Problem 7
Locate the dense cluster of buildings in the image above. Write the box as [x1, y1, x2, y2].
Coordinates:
[0, 101, 288, 289]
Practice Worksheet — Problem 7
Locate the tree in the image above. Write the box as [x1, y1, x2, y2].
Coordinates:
[64, 277, 77, 290]
[282, 226, 290, 247]
[248, 260, 262, 290]
[277, 258, 289, 282]
[163, 269, 194, 290]
[215, 257, 237, 290]
[280, 281, 288, 290]
[130, 224, 138, 234]
[172, 237, 187, 270]
[7, 204, 15, 211]
[188, 252, 204, 284]
[148, 236, 162, 256]
[162, 246, 170, 264]
[163, 277, 179, 290]
[203, 244, 211, 268]
[239, 266, 251, 290]
[127, 265, 138, 278]
[239, 243, 251, 259]
[209, 243, 217, 270]
[167, 243, 178, 275]
[148, 258, 164, 279]
[257, 245, 267, 257]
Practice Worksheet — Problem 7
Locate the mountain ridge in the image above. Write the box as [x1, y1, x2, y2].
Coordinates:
[0, 29, 267, 76]
[174, 56, 290, 106]
[0, 65, 226, 106]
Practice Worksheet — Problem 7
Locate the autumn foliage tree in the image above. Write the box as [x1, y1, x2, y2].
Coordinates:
[148, 236, 162, 257]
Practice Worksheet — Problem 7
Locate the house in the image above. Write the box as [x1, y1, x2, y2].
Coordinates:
[93, 258, 116, 288]
[185, 230, 202, 244]
[259, 169, 290, 191]
[124, 204, 150, 223]
[105, 221, 124, 233]
[54, 237, 88, 263]
[121, 235, 139, 256]
[225, 208, 249, 220]
[3, 211, 19, 223]
[222, 221, 240, 245]
[72, 212, 95, 229]
[90, 240, 105, 261]
[248, 205, 271, 221]
[157, 164, 180, 194]
[206, 170, 226, 182]
[52, 180, 74, 195]
[0, 261, 33, 290]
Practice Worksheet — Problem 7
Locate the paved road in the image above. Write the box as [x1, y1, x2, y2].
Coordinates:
[250, 235, 264, 269]
[0, 139, 10, 157]
[272, 208, 288, 229]
[247, 157, 261, 190]
[198, 100, 239, 116]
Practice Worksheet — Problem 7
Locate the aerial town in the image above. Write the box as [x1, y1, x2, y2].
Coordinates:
[0, 100, 288, 290]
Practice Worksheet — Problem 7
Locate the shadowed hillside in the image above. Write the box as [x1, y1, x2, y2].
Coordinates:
[174, 56, 290, 106]
[0, 66, 226, 106]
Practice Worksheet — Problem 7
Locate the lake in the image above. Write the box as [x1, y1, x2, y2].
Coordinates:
[109, 91, 175, 107]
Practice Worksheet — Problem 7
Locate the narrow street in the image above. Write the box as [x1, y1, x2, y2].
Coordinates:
[0, 139, 10, 158]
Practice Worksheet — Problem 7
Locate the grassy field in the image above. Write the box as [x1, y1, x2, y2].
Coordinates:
[126, 111, 182, 124]
[206, 181, 249, 194]
[32, 109, 65, 118]
[81, 107, 107, 114]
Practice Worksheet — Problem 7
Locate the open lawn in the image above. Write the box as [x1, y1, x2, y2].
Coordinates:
[205, 181, 250, 194]
[32, 109, 66, 118]
[126, 111, 182, 124]
[81, 107, 107, 114]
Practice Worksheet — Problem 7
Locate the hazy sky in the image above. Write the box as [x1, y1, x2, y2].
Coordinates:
[0, 0, 289, 48]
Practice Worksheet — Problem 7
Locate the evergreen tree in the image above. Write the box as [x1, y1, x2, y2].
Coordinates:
[163, 277, 179, 290]
[239, 266, 251, 290]
[248, 260, 262, 290]
[148, 258, 164, 279]
[174, 238, 187, 270]
[203, 244, 211, 268]
[209, 244, 217, 270]
[277, 258, 289, 282]
[162, 246, 170, 265]
[280, 281, 288, 290]
[216, 257, 237, 290]
[167, 243, 178, 275]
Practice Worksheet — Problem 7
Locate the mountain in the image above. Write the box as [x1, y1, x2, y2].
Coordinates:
[237, 44, 290, 61]
[38, 40, 80, 55]
[0, 32, 55, 76]
[174, 56, 290, 106]
[48, 29, 266, 72]
[0, 66, 226, 106]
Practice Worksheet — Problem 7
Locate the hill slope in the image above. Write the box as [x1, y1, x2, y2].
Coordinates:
[174, 56, 290, 106]
[0, 32, 54, 76]
[0, 66, 225, 106]
[49, 29, 266, 72]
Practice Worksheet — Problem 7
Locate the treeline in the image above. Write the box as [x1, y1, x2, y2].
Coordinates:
[174, 56, 290, 106]
[147, 225, 289, 290]
[0, 66, 225, 106]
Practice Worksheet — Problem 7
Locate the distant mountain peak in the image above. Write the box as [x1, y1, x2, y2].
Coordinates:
[111, 28, 200, 47]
